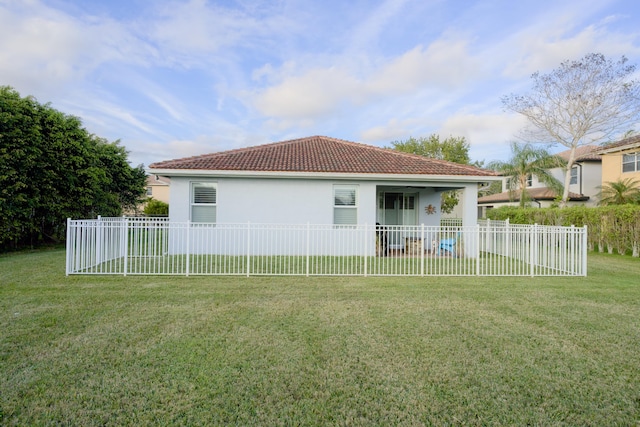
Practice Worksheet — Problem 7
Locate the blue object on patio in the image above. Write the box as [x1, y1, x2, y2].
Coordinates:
[438, 238, 457, 257]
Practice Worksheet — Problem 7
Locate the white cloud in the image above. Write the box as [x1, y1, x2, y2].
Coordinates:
[360, 118, 414, 143]
[253, 67, 359, 118]
[502, 13, 640, 78]
[440, 112, 527, 145]
[145, 0, 301, 68]
[0, 0, 154, 98]
[252, 37, 480, 124]
[137, 131, 271, 167]
[346, 0, 410, 53]
[367, 40, 480, 94]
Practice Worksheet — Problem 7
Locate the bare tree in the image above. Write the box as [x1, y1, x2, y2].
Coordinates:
[502, 53, 640, 206]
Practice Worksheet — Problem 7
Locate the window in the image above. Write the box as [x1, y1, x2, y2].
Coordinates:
[146, 186, 153, 196]
[526, 174, 533, 187]
[191, 182, 217, 223]
[403, 195, 415, 210]
[570, 167, 578, 185]
[622, 153, 640, 173]
[334, 185, 357, 225]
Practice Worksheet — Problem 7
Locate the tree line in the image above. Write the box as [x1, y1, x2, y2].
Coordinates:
[0, 86, 146, 251]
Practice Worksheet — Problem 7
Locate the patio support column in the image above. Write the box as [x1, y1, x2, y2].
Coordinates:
[460, 183, 478, 227]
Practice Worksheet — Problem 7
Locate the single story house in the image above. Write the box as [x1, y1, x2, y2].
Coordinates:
[148, 136, 498, 233]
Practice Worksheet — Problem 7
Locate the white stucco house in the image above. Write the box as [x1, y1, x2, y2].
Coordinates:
[478, 145, 602, 215]
[64, 136, 588, 276]
[148, 136, 499, 232]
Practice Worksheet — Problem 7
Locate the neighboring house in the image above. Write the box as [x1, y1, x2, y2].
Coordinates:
[477, 145, 601, 216]
[130, 175, 170, 214]
[148, 136, 499, 235]
[145, 175, 171, 204]
[598, 134, 640, 186]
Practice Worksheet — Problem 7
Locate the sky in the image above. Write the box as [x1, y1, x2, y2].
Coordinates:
[1, 0, 640, 168]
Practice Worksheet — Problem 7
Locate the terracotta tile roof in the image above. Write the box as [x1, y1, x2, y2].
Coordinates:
[598, 134, 640, 153]
[149, 136, 497, 177]
[478, 187, 589, 204]
[555, 145, 601, 162]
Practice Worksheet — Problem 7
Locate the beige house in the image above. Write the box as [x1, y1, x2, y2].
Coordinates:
[145, 175, 171, 204]
[598, 134, 640, 186]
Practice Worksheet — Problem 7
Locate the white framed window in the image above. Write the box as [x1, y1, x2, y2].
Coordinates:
[622, 153, 640, 173]
[570, 167, 578, 185]
[526, 174, 533, 187]
[191, 182, 217, 223]
[334, 185, 357, 225]
[146, 186, 153, 196]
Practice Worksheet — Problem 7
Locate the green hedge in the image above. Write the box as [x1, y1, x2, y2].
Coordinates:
[143, 199, 169, 216]
[486, 205, 640, 256]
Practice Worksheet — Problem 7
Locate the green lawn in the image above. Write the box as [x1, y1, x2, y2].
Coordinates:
[1, 249, 639, 426]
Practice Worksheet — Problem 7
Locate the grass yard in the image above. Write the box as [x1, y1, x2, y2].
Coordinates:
[1, 249, 639, 426]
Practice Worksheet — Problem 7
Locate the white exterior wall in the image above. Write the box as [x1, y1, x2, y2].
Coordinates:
[579, 163, 601, 206]
[549, 163, 601, 206]
[170, 176, 460, 226]
[170, 177, 382, 225]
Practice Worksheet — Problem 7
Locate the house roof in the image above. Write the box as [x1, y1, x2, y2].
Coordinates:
[478, 187, 589, 204]
[598, 134, 640, 154]
[555, 145, 601, 162]
[148, 136, 497, 177]
[146, 175, 170, 186]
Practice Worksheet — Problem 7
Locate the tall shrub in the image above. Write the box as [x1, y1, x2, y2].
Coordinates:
[486, 205, 640, 256]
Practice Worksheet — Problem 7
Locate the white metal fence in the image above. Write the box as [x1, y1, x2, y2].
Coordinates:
[66, 217, 587, 277]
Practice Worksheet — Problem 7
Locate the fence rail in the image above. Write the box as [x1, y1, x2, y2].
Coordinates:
[66, 218, 587, 277]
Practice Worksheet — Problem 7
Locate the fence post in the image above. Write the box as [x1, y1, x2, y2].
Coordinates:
[485, 218, 491, 254]
[246, 222, 251, 277]
[123, 217, 129, 276]
[306, 222, 310, 277]
[186, 221, 190, 277]
[530, 223, 538, 277]
[570, 224, 575, 274]
[476, 224, 480, 276]
[364, 223, 368, 277]
[582, 225, 588, 276]
[96, 215, 103, 267]
[65, 218, 71, 275]
[505, 219, 511, 258]
[420, 224, 425, 277]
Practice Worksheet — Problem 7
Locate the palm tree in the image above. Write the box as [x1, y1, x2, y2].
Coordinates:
[598, 178, 640, 205]
[489, 142, 566, 208]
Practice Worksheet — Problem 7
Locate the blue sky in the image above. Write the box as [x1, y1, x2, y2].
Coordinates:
[1, 0, 639, 167]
